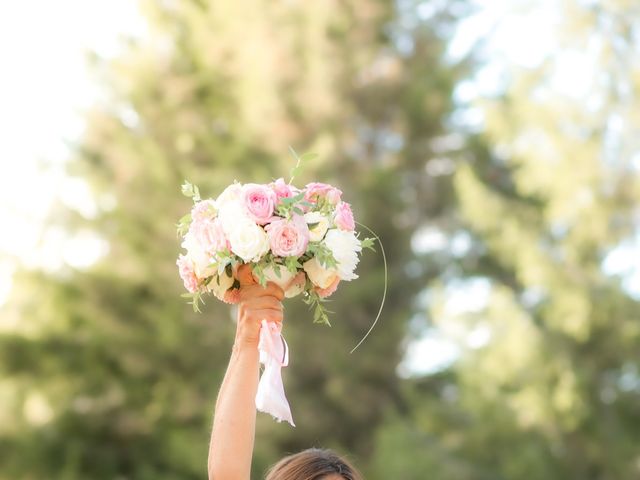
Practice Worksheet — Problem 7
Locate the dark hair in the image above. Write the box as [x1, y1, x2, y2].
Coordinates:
[265, 448, 363, 480]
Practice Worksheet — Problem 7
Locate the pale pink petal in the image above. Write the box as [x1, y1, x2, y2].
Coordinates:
[316, 276, 340, 298]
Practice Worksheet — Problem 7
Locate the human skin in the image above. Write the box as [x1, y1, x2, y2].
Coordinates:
[208, 264, 285, 480]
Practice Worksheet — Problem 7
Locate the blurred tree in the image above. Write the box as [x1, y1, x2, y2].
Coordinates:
[371, 1, 640, 479]
[0, 0, 469, 478]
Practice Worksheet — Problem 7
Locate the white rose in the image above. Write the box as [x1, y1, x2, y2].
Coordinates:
[303, 256, 339, 289]
[216, 181, 242, 207]
[262, 264, 296, 291]
[323, 229, 362, 281]
[207, 267, 235, 299]
[227, 220, 270, 262]
[181, 230, 215, 278]
[217, 200, 252, 237]
[216, 182, 252, 236]
[304, 211, 330, 242]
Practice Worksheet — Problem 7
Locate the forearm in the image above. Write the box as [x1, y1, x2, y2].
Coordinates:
[208, 341, 260, 480]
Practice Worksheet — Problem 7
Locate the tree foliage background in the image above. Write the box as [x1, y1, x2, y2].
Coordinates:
[1, 0, 640, 479]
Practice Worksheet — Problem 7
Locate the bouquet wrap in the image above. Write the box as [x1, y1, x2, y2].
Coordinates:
[256, 320, 294, 426]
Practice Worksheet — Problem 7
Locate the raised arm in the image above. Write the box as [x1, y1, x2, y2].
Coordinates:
[208, 265, 284, 480]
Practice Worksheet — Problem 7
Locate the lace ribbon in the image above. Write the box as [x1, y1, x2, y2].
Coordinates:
[255, 320, 295, 426]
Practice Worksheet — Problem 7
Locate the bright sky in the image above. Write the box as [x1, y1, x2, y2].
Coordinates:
[0, 0, 145, 303]
[0, 0, 637, 375]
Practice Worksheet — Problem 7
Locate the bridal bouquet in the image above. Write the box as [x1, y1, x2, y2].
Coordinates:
[176, 176, 375, 425]
[176, 178, 374, 323]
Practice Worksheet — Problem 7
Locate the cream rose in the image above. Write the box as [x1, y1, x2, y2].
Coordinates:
[304, 211, 330, 242]
[303, 256, 339, 289]
[262, 264, 296, 291]
[207, 268, 235, 300]
[227, 220, 270, 262]
[284, 271, 306, 298]
[323, 229, 362, 281]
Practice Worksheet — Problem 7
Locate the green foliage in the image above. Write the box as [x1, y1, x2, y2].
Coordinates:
[368, 2, 640, 479]
[181, 291, 205, 313]
[302, 288, 333, 327]
[20, 0, 639, 475]
[175, 212, 192, 237]
[251, 260, 268, 288]
[306, 242, 338, 270]
[288, 147, 318, 185]
[274, 191, 310, 219]
[360, 237, 376, 252]
[181, 180, 200, 202]
[283, 256, 302, 275]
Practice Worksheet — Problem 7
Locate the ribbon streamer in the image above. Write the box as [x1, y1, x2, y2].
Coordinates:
[255, 320, 295, 427]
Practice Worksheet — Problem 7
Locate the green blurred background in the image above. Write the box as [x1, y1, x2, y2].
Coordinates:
[1, 0, 640, 478]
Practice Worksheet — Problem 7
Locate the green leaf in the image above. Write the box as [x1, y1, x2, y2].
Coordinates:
[217, 260, 228, 275]
[176, 212, 192, 237]
[291, 191, 306, 202]
[288, 149, 318, 184]
[181, 181, 194, 197]
[182, 291, 205, 313]
[181, 180, 201, 202]
[361, 237, 376, 252]
[182, 180, 200, 202]
[284, 256, 302, 274]
[288, 145, 301, 161]
[178, 212, 191, 224]
[273, 264, 282, 278]
[304, 290, 333, 326]
[252, 263, 267, 287]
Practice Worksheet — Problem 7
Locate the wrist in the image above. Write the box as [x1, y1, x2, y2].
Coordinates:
[232, 336, 260, 354]
[234, 315, 261, 349]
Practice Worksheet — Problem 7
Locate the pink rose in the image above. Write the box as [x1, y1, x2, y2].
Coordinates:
[191, 199, 217, 222]
[242, 183, 277, 225]
[190, 217, 229, 253]
[334, 202, 355, 231]
[271, 178, 294, 201]
[304, 182, 342, 205]
[316, 276, 340, 298]
[265, 216, 310, 257]
[176, 255, 199, 293]
[326, 188, 342, 205]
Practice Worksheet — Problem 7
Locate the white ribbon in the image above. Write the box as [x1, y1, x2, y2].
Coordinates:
[255, 320, 295, 426]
